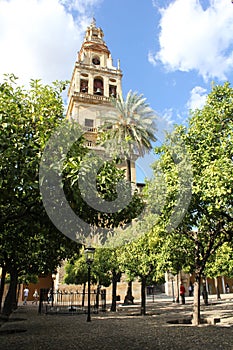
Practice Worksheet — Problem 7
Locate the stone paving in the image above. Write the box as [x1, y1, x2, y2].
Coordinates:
[0, 294, 232, 350]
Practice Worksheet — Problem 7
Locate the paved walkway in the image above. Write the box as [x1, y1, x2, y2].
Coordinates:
[0, 294, 232, 350]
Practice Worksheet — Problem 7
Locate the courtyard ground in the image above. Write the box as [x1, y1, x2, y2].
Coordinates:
[0, 293, 232, 350]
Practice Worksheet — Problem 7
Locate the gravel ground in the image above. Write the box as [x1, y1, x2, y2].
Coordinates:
[0, 294, 232, 350]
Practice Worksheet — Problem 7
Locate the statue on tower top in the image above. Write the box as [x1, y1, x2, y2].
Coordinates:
[90, 17, 96, 27]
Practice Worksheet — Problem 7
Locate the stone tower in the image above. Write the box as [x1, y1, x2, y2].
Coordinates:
[66, 18, 136, 182]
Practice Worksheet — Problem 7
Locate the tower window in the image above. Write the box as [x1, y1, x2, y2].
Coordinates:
[109, 85, 117, 97]
[92, 56, 100, 65]
[94, 78, 103, 95]
[80, 79, 88, 93]
[85, 119, 94, 130]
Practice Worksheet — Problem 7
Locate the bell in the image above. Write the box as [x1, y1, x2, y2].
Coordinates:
[95, 88, 102, 94]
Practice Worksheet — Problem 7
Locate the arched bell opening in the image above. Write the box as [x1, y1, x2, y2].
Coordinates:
[109, 85, 117, 98]
[94, 77, 103, 95]
[80, 79, 88, 93]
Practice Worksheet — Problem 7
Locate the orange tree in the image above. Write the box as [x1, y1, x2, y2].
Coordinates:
[0, 75, 80, 316]
[150, 82, 232, 325]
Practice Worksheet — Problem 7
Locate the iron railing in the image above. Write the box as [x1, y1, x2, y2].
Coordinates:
[38, 288, 106, 315]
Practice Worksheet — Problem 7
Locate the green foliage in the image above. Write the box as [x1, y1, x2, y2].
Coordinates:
[186, 82, 233, 222]
[19, 274, 39, 285]
[92, 247, 121, 287]
[205, 242, 233, 278]
[64, 252, 88, 285]
[63, 150, 145, 244]
[156, 231, 195, 275]
[148, 82, 233, 276]
[93, 90, 157, 245]
[145, 81, 233, 323]
[118, 228, 161, 283]
[0, 74, 79, 279]
[64, 247, 121, 287]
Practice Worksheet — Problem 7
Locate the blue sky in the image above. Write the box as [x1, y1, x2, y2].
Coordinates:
[1, 0, 233, 180]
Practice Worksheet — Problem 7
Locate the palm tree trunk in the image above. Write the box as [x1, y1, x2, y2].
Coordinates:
[126, 159, 132, 183]
[124, 158, 134, 304]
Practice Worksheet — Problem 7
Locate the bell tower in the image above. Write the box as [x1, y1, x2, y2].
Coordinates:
[66, 19, 136, 183]
[66, 18, 123, 148]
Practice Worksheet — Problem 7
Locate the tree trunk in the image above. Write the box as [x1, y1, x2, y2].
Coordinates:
[175, 271, 180, 303]
[2, 269, 18, 316]
[214, 277, 221, 299]
[110, 270, 118, 312]
[0, 266, 6, 313]
[192, 274, 201, 325]
[16, 283, 21, 307]
[126, 159, 132, 184]
[140, 277, 147, 315]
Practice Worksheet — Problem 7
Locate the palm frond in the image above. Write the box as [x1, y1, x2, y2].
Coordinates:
[98, 91, 157, 159]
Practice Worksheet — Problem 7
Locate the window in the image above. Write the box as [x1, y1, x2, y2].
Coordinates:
[92, 56, 100, 65]
[94, 78, 103, 95]
[109, 85, 117, 97]
[85, 119, 94, 129]
[80, 79, 88, 93]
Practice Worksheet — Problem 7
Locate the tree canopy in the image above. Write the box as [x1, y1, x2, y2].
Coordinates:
[0, 75, 79, 315]
[148, 81, 233, 324]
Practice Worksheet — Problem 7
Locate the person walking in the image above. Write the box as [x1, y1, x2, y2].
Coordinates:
[180, 283, 186, 305]
[188, 282, 193, 296]
[23, 286, 29, 305]
[47, 288, 52, 303]
[32, 289, 39, 304]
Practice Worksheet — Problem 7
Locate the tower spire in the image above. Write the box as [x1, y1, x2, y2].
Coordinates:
[91, 17, 96, 27]
[67, 20, 123, 123]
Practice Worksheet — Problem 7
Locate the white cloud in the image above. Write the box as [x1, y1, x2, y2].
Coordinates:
[187, 86, 207, 111]
[148, 51, 157, 66]
[0, 0, 102, 85]
[151, 0, 233, 81]
[60, 0, 102, 14]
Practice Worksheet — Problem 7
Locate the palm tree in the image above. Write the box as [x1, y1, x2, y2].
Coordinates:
[98, 90, 157, 303]
[99, 90, 157, 181]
